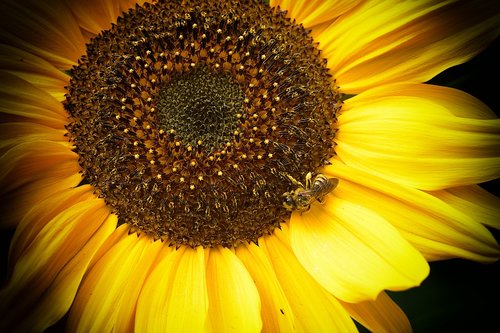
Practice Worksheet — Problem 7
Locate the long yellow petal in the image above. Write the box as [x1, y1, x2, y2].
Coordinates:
[0, 140, 79, 195]
[14, 214, 117, 332]
[264, 226, 358, 332]
[0, 122, 66, 156]
[0, 198, 110, 331]
[0, 0, 85, 69]
[325, 161, 500, 263]
[430, 185, 500, 230]
[316, 0, 500, 93]
[340, 292, 412, 333]
[337, 83, 500, 190]
[68, 232, 163, 333]
[206, 247, 262, 333]
[236, 242, 295, 333]
[0, 71, 67, 128]
[290, 195, 429, 302]
[0, 44, 69, 101]
[7, 185, 94, 267]
[270, 0, 362, 29]
[135, 246, 208, 332]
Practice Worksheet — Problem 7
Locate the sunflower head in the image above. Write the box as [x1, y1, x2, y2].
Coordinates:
[64, 0, 341, 247]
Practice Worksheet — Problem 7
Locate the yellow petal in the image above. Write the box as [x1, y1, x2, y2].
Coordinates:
[0, 0, 85, 69]
[325, 160, 500, 263]
[64, 0, 133, 36]
[270, 0, 362, 28]
[0, 71, 67, 128]
[14, 214, 117, 332]
[235, 242, 295, 333]
[8, 185, 94, 266]
[136, 246, 208, 332]
[430, 185, 500, 230]
[316, 1, 500, 93]
[0, 122, 66, 155]
[0, 45, 69, 101]
[68, 233, 163, 333]
[289, 195, 429, 302]
[337, 83, 500, 190]
[206, 247, 262, 333]
[0, 198, 110, 330]
[264, 226, 358, 332]
[0, 140, 79, 195]
[340, 292, 412, 333]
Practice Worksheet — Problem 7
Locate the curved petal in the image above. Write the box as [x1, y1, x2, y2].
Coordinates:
[0, 71, 68, 128]
[0, 140, 82, 228]
[0, 140, 79, 195]
[289, 195, 429, 302]
[135, 246, 208, 332]
[68, 233, 163, 333]
[0, 198, 112, 331]
[264, 226, 358, 332]
[316, 0, 500, 93]
[0, 44, 69, 101]
[235, 242, 295, 333]
[11, 214, 116, 332]
[340, 292, 412, 333]
[0, 0, 85, 69]
[206, 247, 262, 333]
[63, 0, 143, 37]
[430, 185, 500, 230]
[0, 122, 66, 156]
[324, 161, 500, 263]
[7, 185, 95, 267]
[270, 0, 362, 29]
[337, 83, 500, 190]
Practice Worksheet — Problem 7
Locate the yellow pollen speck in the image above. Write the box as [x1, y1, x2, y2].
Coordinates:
[160, 52, 164, 57]
[209, 156, 215, 161]
[273, 82, 278, 87]
[170, 129, 175, 134]
[272, 126, 277, 131]
[264, 139, 270, 144]
[202, 33, 207, 38]
[191, 63, 196, 67]
[225, 36, 231, 41]
[151, 78, 156, 83]
[274, 96, 280, 101]
[121, 106, 126, 110]
[124, 128, 129, 133]
[261, 54, 266, 60]
[179, 34, 184, 39]
[233, 164, 238, 169]
[146, 125, 151, 130]
[128, 69, 134, 73]
[172, 167, 177, 172]
[156, 174, 162, 179]
[133, 117, 138, 121]
[226, 142, 231, 147]
[233, 130, 239, 135]
[134, 154, 140, 159]
[253, 114, 258, 119]
[121, 98, 127, 102]
[150, 107, 155, 112]
[146, 50, 152, 55]
[180, 177, 185, 182]
[163, 64, 168, 69]
[239, 65, 245, 70]
[192, 23, 198, 28]
[215, 63, 220, 68]
[131, 83, 136, 88]
[159, 129, 164, 134]
[149, 148, 154, 153]
[133, 141, 139, 146]
[190, 161, 196, 166]
[175, 51, 180, 56]
[217, 171, 223, 176]
[257, 155, 263, 159]
[187, 146, 193, 151]
[241, 154, 247, 159]
[147, 97, 152, 102]
[197, 140, 203, 145]
[228, 51, 233, 55]
[253, 126, 258, 131]
[190, 184, 195, 190]
[175, 141, 181, 146]
[150, 160, 155, 164]
[115, 115, 121, 119]
[249, 138, 254, 143]
[245, 51, 250, 56]
[135, 56, 141, 61]
[198, 175, 204, 181]
[271, 107, 276, 112]
[217, 29, 222, 34]
[259, 69, 264, 73]
[144, 64, 149, 68]
[210, 48, 215, 52]
[263, 94, 268, 98]
[244, 98, 249, 103]
[236, 113, 242, 118]
[268, 153, 273, 158]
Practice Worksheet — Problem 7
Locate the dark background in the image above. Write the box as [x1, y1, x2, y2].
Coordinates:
[1, 33, 499, 333]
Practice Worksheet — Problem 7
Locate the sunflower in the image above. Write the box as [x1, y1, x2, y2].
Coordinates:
[1, 0, 499, 331]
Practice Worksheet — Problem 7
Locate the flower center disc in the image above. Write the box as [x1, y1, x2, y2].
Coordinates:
[65, 0, 341, 247]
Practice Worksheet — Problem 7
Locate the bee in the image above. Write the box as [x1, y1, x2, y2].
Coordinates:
[283, 172, 339, 212]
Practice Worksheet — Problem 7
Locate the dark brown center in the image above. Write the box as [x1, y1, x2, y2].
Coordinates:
[64, 0, 341, 247]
